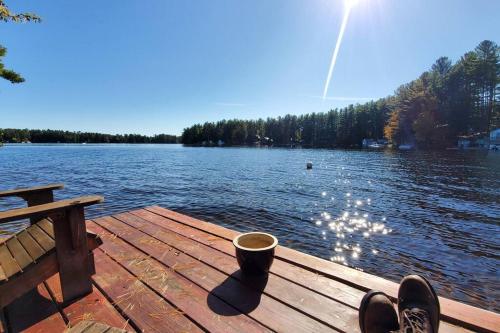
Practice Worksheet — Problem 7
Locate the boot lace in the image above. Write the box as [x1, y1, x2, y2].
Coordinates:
[399, 308, 432, 333]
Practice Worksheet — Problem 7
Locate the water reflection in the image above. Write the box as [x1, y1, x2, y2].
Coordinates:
[313, 190, 393, 267]
[0, 144, 498, 312]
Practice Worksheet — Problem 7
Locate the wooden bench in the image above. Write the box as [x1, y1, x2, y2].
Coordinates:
[0, 184, 103, 308]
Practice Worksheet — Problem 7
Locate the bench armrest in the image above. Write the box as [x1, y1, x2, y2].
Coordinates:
[0, 184, 64, 198]
[0, 196, 103, 224]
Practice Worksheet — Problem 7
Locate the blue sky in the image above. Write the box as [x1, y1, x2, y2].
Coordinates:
[1, 0, 498, 135]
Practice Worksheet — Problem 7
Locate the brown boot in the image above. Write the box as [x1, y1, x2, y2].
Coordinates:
[359, 290, 399, 333]
[398, 275, 440, 333]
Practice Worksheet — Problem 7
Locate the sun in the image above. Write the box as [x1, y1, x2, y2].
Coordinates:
[345, 0, 361, 9]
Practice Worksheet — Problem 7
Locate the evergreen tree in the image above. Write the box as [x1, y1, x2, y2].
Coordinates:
[182, 41, 499, 149]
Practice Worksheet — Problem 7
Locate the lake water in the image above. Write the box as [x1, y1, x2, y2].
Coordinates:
[0, 144, 499, 311]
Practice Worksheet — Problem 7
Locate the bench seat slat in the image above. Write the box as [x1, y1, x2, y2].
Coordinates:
[6, 237, 33, 269]
[67, 320, 131, 333]
[67, 320, 94, 333]
[16, 230, 45, 261]
[27, 224, 55, 252]
[0, 264, 6, 281]
[37, 218, 55, 239]
[0, 245, 22, 279]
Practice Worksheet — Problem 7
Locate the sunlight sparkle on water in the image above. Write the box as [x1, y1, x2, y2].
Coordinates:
[311, 166, 393, 268]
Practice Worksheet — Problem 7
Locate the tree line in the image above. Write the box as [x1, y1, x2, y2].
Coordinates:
[0, 129, 179, 144]
[182, 40, 499, 148]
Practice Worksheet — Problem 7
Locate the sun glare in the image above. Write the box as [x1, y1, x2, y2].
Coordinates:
[322, 0, 357, 100]
[345, 0, 360, 9]
[322, 0, 365, 100]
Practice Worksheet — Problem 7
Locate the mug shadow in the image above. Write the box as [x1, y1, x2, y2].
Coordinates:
[207, 269, 268, 316]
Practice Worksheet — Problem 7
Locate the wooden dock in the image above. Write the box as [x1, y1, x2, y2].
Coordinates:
[1, 206, 498, 333]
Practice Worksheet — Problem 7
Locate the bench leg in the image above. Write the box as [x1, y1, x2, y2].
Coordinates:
[53, 206, 93, 302]
[21, 190, 55, 224]
[88, 252, 96, 276]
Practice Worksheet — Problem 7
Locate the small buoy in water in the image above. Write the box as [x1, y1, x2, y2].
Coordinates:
[306, 162, 313, 169]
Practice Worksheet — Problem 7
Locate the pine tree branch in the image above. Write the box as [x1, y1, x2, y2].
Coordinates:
[0, 1, 41, 23]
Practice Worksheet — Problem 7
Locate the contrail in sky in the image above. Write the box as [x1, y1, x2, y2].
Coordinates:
[322, 4, 353, 100]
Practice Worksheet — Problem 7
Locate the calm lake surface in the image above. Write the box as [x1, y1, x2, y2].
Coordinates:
[0, 144, 499, 311]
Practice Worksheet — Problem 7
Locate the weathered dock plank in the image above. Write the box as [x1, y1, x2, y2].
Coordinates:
[1, 205, 498, 333]
[92, 215, 335, 332]
[88, 221, 270, 333]
[93, 249, 203, 333]
[132, 208, 366, 308]
[5, 284, 67, 333]
[43, 274, 133, 331]
[146, 205, 500, 333]
[113, 211, 360, 332]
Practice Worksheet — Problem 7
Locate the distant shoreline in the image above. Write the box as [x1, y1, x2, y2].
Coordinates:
[4, 142, 496, 153]
[0, 128, 180, 144]
[0, 140, 181, 144]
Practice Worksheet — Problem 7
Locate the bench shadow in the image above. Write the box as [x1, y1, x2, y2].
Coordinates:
[207, 269, 268, 316]
[4, 287, 60, 331]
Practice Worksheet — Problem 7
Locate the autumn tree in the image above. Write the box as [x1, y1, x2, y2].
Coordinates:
[183, 41, 498, 149]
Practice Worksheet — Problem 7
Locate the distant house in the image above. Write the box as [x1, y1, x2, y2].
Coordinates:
[261, 137, 273, 145]
[377, 138, 388, 145]
[490, 128, 500, 150]
[362, 139, 375, 148]
[362, 138, 388, 148]
[457, 136, 471, 149]
[457, 132, 488, 149]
